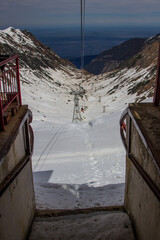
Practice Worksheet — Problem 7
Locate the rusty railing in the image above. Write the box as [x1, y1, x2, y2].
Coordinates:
[0, 55, 22, 131]
[120, 108, 160, 201]
[153, 43, 160, 106]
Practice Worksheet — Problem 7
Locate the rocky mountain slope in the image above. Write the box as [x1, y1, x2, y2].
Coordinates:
[0, 27, 159, 122]
[0, 27, 75, 71]
[0, 27, 84, 122]
[0, 27, 82, 89]
[81, 34, 160, 118]
[85, 38, 146, 75]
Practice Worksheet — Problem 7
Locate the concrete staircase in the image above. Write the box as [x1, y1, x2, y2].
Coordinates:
[28, 210, 135, 240]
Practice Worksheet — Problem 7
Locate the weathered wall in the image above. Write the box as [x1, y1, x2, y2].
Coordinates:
[0, 106, 35, 240]
[0, 161, 35, 240]
[125, 111, 160, 240]
[0, 127, 26, 183]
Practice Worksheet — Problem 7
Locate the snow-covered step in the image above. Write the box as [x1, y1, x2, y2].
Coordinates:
[28, 211, 135, 240]
[34, 182, 124, 210]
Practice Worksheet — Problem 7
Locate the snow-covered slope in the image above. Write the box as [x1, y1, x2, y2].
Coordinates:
[81, 37, 159, 120]
[0, 27, 84, 123]
[0, 27, 158, 123]
[0, 27, 158, 210]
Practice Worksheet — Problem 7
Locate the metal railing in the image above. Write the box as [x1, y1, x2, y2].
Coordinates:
[153, 43, 160, 106]
[0, 55, 22, 131]
[0, 108, 34, 197]
[120, 108, 160, 201]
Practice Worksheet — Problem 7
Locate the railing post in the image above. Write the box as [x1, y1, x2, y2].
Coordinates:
[127, 116, 132, 155]
[0, 97, 4, 131]
[153, 42, 160, 106]
[16, 57, 22, 106]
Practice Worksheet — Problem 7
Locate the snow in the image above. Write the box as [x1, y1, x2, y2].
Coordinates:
[34, 182, 124, 210]
[20, 65, 128, 210]
[0, 26, 153, 210]
[32, 111, 125, 210]
[0, 27, 38, 51]
[20, 61, 151, 210]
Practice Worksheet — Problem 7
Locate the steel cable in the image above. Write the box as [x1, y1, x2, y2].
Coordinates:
[81, 0, 85, 70]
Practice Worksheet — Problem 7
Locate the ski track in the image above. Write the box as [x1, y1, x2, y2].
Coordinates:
[82, 125, 101, 185]
[34, 126, 65, 172]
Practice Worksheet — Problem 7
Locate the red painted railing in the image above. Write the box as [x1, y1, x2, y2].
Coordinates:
[0, 55, 22, 131]
[153, 42, 160, 106]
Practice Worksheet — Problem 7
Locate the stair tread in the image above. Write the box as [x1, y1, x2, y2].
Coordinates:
[28, 211, 135, 240]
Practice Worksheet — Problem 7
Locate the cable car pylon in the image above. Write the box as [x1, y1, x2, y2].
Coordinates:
[72, 0, 85, 123]
[72, 92, 82, 123]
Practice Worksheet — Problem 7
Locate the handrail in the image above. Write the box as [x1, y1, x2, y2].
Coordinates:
[120, 108, 128, 151]
[120, 107, 160, 202]
[0, 55, 22, 131]
[0, 55, 19, 67]
[0, 108, 34, 197]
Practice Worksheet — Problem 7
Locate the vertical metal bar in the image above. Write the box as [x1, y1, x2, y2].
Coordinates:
[25, 119, 31, 155]
[2, 73, 6, 108]
[0, 97, 4, 131]
[7, 71, 10, 104]
[10, 69, 12, 101]
[81, 0, 83, 69]
[16, 57, 22, 106]
[127, 116, 132, 155]
[153, 42, 160, 106]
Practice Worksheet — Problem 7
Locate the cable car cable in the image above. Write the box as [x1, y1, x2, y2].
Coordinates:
[81, 0, 85, 70]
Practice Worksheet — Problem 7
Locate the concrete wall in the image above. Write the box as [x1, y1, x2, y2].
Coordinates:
[0, 161, 35, 240]
[0, 127, 26, 183]
[0, 106, 35, 240]
[125, 111, 160, 240]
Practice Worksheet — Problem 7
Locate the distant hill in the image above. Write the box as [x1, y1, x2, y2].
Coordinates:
[1, 26, 159, 109]
[85, 38, 146, 75]
[69, 55, 97, 69]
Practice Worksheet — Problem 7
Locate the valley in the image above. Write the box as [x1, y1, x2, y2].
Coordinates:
[0, 26, 159, 210]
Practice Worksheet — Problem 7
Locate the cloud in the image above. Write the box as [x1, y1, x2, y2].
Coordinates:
[0, 0, 160, 27]
[86, 0, 160, 14]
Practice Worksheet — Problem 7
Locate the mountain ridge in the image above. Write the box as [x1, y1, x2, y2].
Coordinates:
[85, 38, 146, 75]
[0, 26, 159, 122]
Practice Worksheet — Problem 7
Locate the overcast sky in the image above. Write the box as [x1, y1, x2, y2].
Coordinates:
[0, 0, 160, 29]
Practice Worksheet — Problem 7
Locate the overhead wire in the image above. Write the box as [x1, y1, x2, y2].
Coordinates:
[72, 0, 86, 123]
[81, 0, 85, 70]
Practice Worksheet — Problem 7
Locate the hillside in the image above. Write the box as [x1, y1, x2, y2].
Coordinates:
[0, 27, 160, 210]
[0, 27, 159, 121]
[80, 34, 159, 121]
[0, 27, 85, 122]
[85, 38, 146, 75]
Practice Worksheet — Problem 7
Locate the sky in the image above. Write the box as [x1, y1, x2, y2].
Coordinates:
[0, 0, 160, 29]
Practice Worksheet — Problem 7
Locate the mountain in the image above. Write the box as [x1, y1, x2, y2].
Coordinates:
[0, 27, 160, 206]
[0, 27, 159, 123]
[82, 34, 160, 112]
[0, 27, 78, 76]
[0, 27, 86, 122]
[85, 38, 146, 75]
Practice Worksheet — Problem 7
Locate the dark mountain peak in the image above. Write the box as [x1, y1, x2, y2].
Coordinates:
[0, 27, 76, 73]
[99, 38, 146, 60]
[85, 38, 146, 75]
